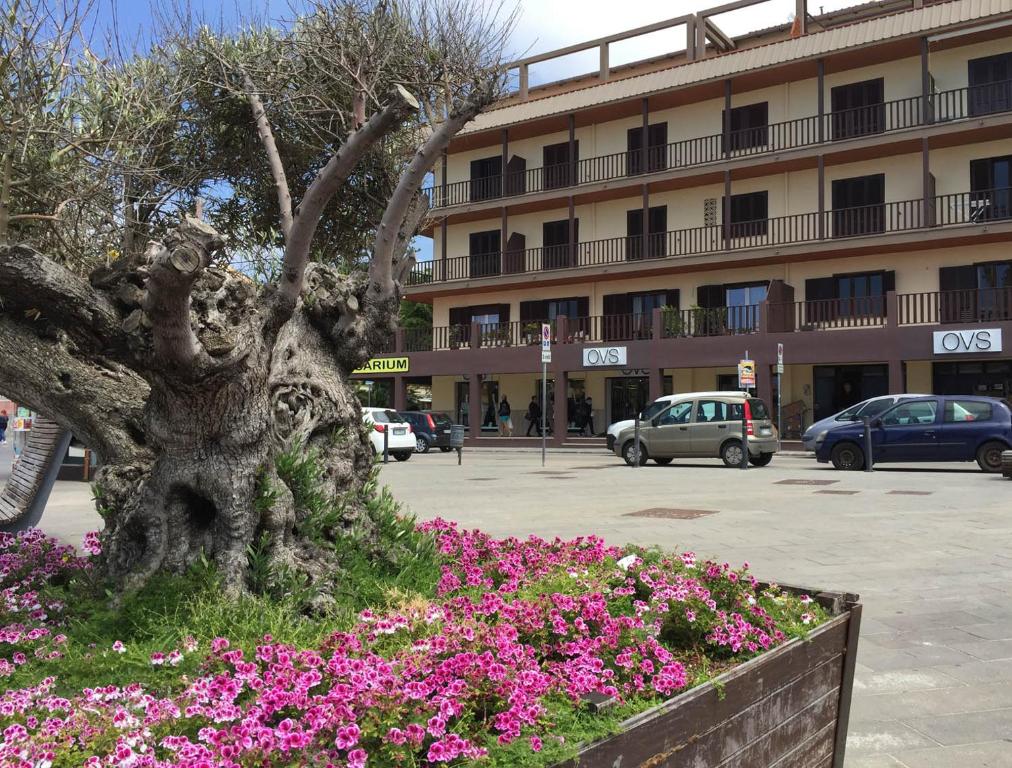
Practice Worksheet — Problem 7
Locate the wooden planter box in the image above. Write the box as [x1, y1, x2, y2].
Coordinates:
[553, 587, 861, 768]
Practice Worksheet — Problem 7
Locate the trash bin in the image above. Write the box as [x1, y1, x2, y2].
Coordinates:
[450, 425, 465, 465]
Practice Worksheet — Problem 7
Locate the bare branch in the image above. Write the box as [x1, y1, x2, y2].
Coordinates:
[245, 74, 294, 240]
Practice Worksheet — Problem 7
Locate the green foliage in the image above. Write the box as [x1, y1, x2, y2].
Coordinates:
[399, 299, 433, 330]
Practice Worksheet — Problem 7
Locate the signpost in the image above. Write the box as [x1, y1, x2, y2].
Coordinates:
[776, 343, 784, 445]
[738, 353, 755, 470]
[541, 324, 551, 467]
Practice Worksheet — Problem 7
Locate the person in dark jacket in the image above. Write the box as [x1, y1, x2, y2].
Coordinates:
[0, 410, 7, 444]
[526, 396, 542, 436]
[498, 396, 513, 437]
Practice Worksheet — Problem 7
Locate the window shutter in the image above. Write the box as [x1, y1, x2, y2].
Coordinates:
[939, 265, 976, 291]
[576, 296, 590, 318]
[520, 300, 547, 322]
[664, 289, 681, 310]
[805, 277, 836, 324]
[882, 271, 896, 293]
[497, 304, 511, 324]
[449, 307, 468, 326]
[603, 293, 631, 315]
[696, 285, 724, 308]
[939, 265, 978, 323]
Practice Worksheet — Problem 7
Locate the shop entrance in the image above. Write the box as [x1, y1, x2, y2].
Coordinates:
[933, 360, 1011, 398]
[607, 377, 649, 424]
[813, 364, 888, 421]
[479, 380, 500, 432]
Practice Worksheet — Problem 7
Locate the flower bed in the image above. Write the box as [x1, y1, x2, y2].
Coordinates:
[0, 522, 851, 768]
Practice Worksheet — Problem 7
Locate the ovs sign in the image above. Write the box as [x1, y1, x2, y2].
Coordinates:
[582, 346, 628, 367]
[932, 328, 1002, 355]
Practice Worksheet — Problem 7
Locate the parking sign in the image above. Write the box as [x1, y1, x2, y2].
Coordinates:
[541, 323, 552, 363]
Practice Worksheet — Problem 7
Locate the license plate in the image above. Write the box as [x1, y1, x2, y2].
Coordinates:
[393, 428, 406, 435]
[443, 429, 451, 433]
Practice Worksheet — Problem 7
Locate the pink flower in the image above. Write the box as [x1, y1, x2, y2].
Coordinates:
[530, 736, 543, 752]
[111, 641, 126, 653]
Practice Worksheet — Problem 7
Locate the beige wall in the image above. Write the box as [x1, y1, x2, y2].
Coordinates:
[906, 361, 933, 393]
[436, 34, 1011, 188]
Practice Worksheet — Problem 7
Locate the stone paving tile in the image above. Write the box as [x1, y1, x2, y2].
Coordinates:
[906, 708, 1012, 746]
[853, 682, 1012, 723]
[862, 627, 982, 649]
[844, 756, 909, 768]
[960, 620, 1012, 641]
[852, 667, 965, 695]
[950, 638, 1012, 661]
[879, 611, 992, 632]
[931, 659, 1012, 684]
[845, 720, 939, 755]
[890, 740, 1012, 767]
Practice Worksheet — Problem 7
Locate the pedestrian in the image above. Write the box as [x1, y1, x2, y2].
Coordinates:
[526, 396, 542, 436]
[583, 396, 596, 436]
[0, 410, 7, 444]
[498, 396, 513, 437]
[460, 398, 469, 427]
[483, 398, 497, 430]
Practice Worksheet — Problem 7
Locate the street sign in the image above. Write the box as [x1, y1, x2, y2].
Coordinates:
[737, 359, 756, 389]
[777, 342, 784, 365]
[775, 363, 784, 374]
[541, 349, 552, 363]
[541, 323, 552, 351]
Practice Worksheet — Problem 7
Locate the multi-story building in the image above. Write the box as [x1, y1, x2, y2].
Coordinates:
[357, 0, 1012, 444]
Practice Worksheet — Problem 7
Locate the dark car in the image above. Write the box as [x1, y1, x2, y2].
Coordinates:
[816, 396, 1012, 472]
[399, 411, 454, 454]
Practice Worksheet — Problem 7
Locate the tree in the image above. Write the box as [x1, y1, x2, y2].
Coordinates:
[0, 0, 512, 596]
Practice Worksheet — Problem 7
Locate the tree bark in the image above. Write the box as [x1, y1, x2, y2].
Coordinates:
[0, 224, 398, 596]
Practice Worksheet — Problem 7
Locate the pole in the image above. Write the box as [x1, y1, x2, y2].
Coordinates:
[383, 426, 389, 463]
[863, 416, 874, 472]
[740, 406, 749, 470]
[541, 363, 547, 467]
[777, 370, 783, 448]
[633, 412, 641, 467]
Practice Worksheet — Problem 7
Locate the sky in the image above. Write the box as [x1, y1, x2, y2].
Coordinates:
[92, 0, 873, 263]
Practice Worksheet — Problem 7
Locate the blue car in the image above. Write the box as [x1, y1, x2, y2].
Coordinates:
[816, 396, 1012, 472]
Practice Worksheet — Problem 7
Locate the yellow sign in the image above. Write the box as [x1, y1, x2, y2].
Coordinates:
[353, 357, 409, 374]
[737, 359, 756, 389]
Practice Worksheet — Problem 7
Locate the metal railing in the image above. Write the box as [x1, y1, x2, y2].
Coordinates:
[766, 296, 889, 332]
[423, 81, 1012, 208]
[898, 287, 1012, 326]
[410, 189, 1012, 286]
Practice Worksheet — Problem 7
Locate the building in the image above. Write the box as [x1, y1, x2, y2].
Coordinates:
[355, 0, 1012, 444]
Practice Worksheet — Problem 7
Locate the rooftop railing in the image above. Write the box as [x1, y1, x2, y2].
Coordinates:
[409, 188, 1011, 286]
[423, 80, 1012, 209]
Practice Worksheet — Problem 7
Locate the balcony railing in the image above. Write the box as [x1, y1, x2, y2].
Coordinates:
[409, 188, 1011, 285]
[899, 287, 1012, 325]
[424, 80, 1012, 208]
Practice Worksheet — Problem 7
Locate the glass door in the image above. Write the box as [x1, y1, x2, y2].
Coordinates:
[608, 378, 649, 425]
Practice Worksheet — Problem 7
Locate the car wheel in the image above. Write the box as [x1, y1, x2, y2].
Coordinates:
[749, 452, 774, 467]
[976, 440, 1007, 473]
[393, 451, 412, 462]
[721, 440, 745, 467]
[622, 440, 648, 466]
[653, 457, 674, 466]
[830, 442, 864, 471]
[439, 446, 453, 453]
[415, 436, 431, 454]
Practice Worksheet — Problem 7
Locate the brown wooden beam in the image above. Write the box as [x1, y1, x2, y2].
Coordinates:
[723, 79, 732, 157]
[817, 154, 826, 239]
[817, 59, 825, 143]
[921, 37, 933, 125]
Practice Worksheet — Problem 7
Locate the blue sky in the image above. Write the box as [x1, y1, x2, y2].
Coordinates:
[91, 0, 868, 265]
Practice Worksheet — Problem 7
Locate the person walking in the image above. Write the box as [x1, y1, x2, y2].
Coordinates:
[0, 410, 7, 444]
[525, 396, 542, 436]
[498, 396, 513, 437]
[583, 396, 596, 436]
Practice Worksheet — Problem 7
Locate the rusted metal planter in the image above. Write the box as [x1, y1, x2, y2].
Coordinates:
[554, 588, 861, 768]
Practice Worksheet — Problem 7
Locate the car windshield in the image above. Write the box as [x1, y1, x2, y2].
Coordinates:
[641, 401, 670, 420]
[857, 398, 896, 418]
[836, 404, 865, 420]
[747, 399, 770, 420]
[370, 410, 404, 424]
[430, 413, 452, 427]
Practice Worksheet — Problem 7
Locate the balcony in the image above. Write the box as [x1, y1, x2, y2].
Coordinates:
[424, 80, 1012, 210]
[408, 187, 1012, 286]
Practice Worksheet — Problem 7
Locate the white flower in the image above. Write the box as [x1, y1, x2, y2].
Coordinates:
[617, 554, 640, 571]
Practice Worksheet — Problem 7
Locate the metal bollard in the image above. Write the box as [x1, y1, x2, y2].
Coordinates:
[383, 427, 389, 463]
[633, 413, 641, 467]
[740, 410, 749, 470]
[863, 416, 874, 472]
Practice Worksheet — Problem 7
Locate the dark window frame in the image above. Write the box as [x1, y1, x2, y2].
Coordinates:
[831, 173, 885, 237]
[726, 191, 769, 239]
[626, 123, 669, 175]
[468, 229, 502, 278]
[830, 78, 885, 140]
[469, 156, 502, 201]
[543, 141, 578, 190]
[970, 155, 1012, 222]
[968, 52, 1012, 117]
[542, 218, 578, 271]
[724, 101, 769, 152]
[625, 205, 668, 260]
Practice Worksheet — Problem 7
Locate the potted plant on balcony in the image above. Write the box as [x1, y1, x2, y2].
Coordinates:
[522, 321, 543, 345]
[482, 325, 513, 347]
[448, 324, 467, 350]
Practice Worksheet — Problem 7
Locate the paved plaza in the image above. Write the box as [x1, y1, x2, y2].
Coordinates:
[12, 444, 1012, 767]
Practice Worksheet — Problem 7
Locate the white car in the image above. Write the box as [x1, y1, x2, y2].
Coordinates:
[362, 408, 415, 461]
[606, 391, 740, 451]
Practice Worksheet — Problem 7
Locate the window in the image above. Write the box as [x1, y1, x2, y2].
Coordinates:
[945, 400, 992, 422]
[746, 399, 770, 420]
[832, 174, 885, 237]
[837, 271, 887, 317]
[547, 298, 580, 320]
[641, 400, 670, 421]
[370, 410, 405, 424]
[468, 230, 501, 278]
[542, 219, 578, 270]
[724, 102, 769, 152]
[469, 156, 502, 201]
[725, 283, 767, 331]
[696, 400, 734, 422]
[627, 123, 668, 175]
[881, 400, 937, 426]
[939, 262, 1012, 322]
[472, 312, 500, 326]
[726, 191, 768, 239]
[543, 141, 578, 190]
[658, 401, 693, 425]
[968, 53, 1012, 116]
[831, 78, 885, 139]
[625, 206, 668, 260]
[970, 155, 1012, 221]
[630, 292, 669, 316]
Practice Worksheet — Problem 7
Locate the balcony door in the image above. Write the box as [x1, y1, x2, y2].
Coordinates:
[626, 123, 668, 175]
[469, 156, 502, 202]
[625, 206, 667, 260]
[831, 78, 885, 140]
[725, 283, 767, 332]
[468, 230, 501, 278]
[968, 52, 1012, 117]
[724, 102, 769, 153]
[832, 174, 885, 237]
[970, 155, 1012, 222]
[543, 141, 578, 190]
[542, 218, 577, 271]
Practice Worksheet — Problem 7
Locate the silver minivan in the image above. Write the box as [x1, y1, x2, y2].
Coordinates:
[614, 393, 778, 467]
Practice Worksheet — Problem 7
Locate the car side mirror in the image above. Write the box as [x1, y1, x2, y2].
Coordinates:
[872, 417, 883, 428]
